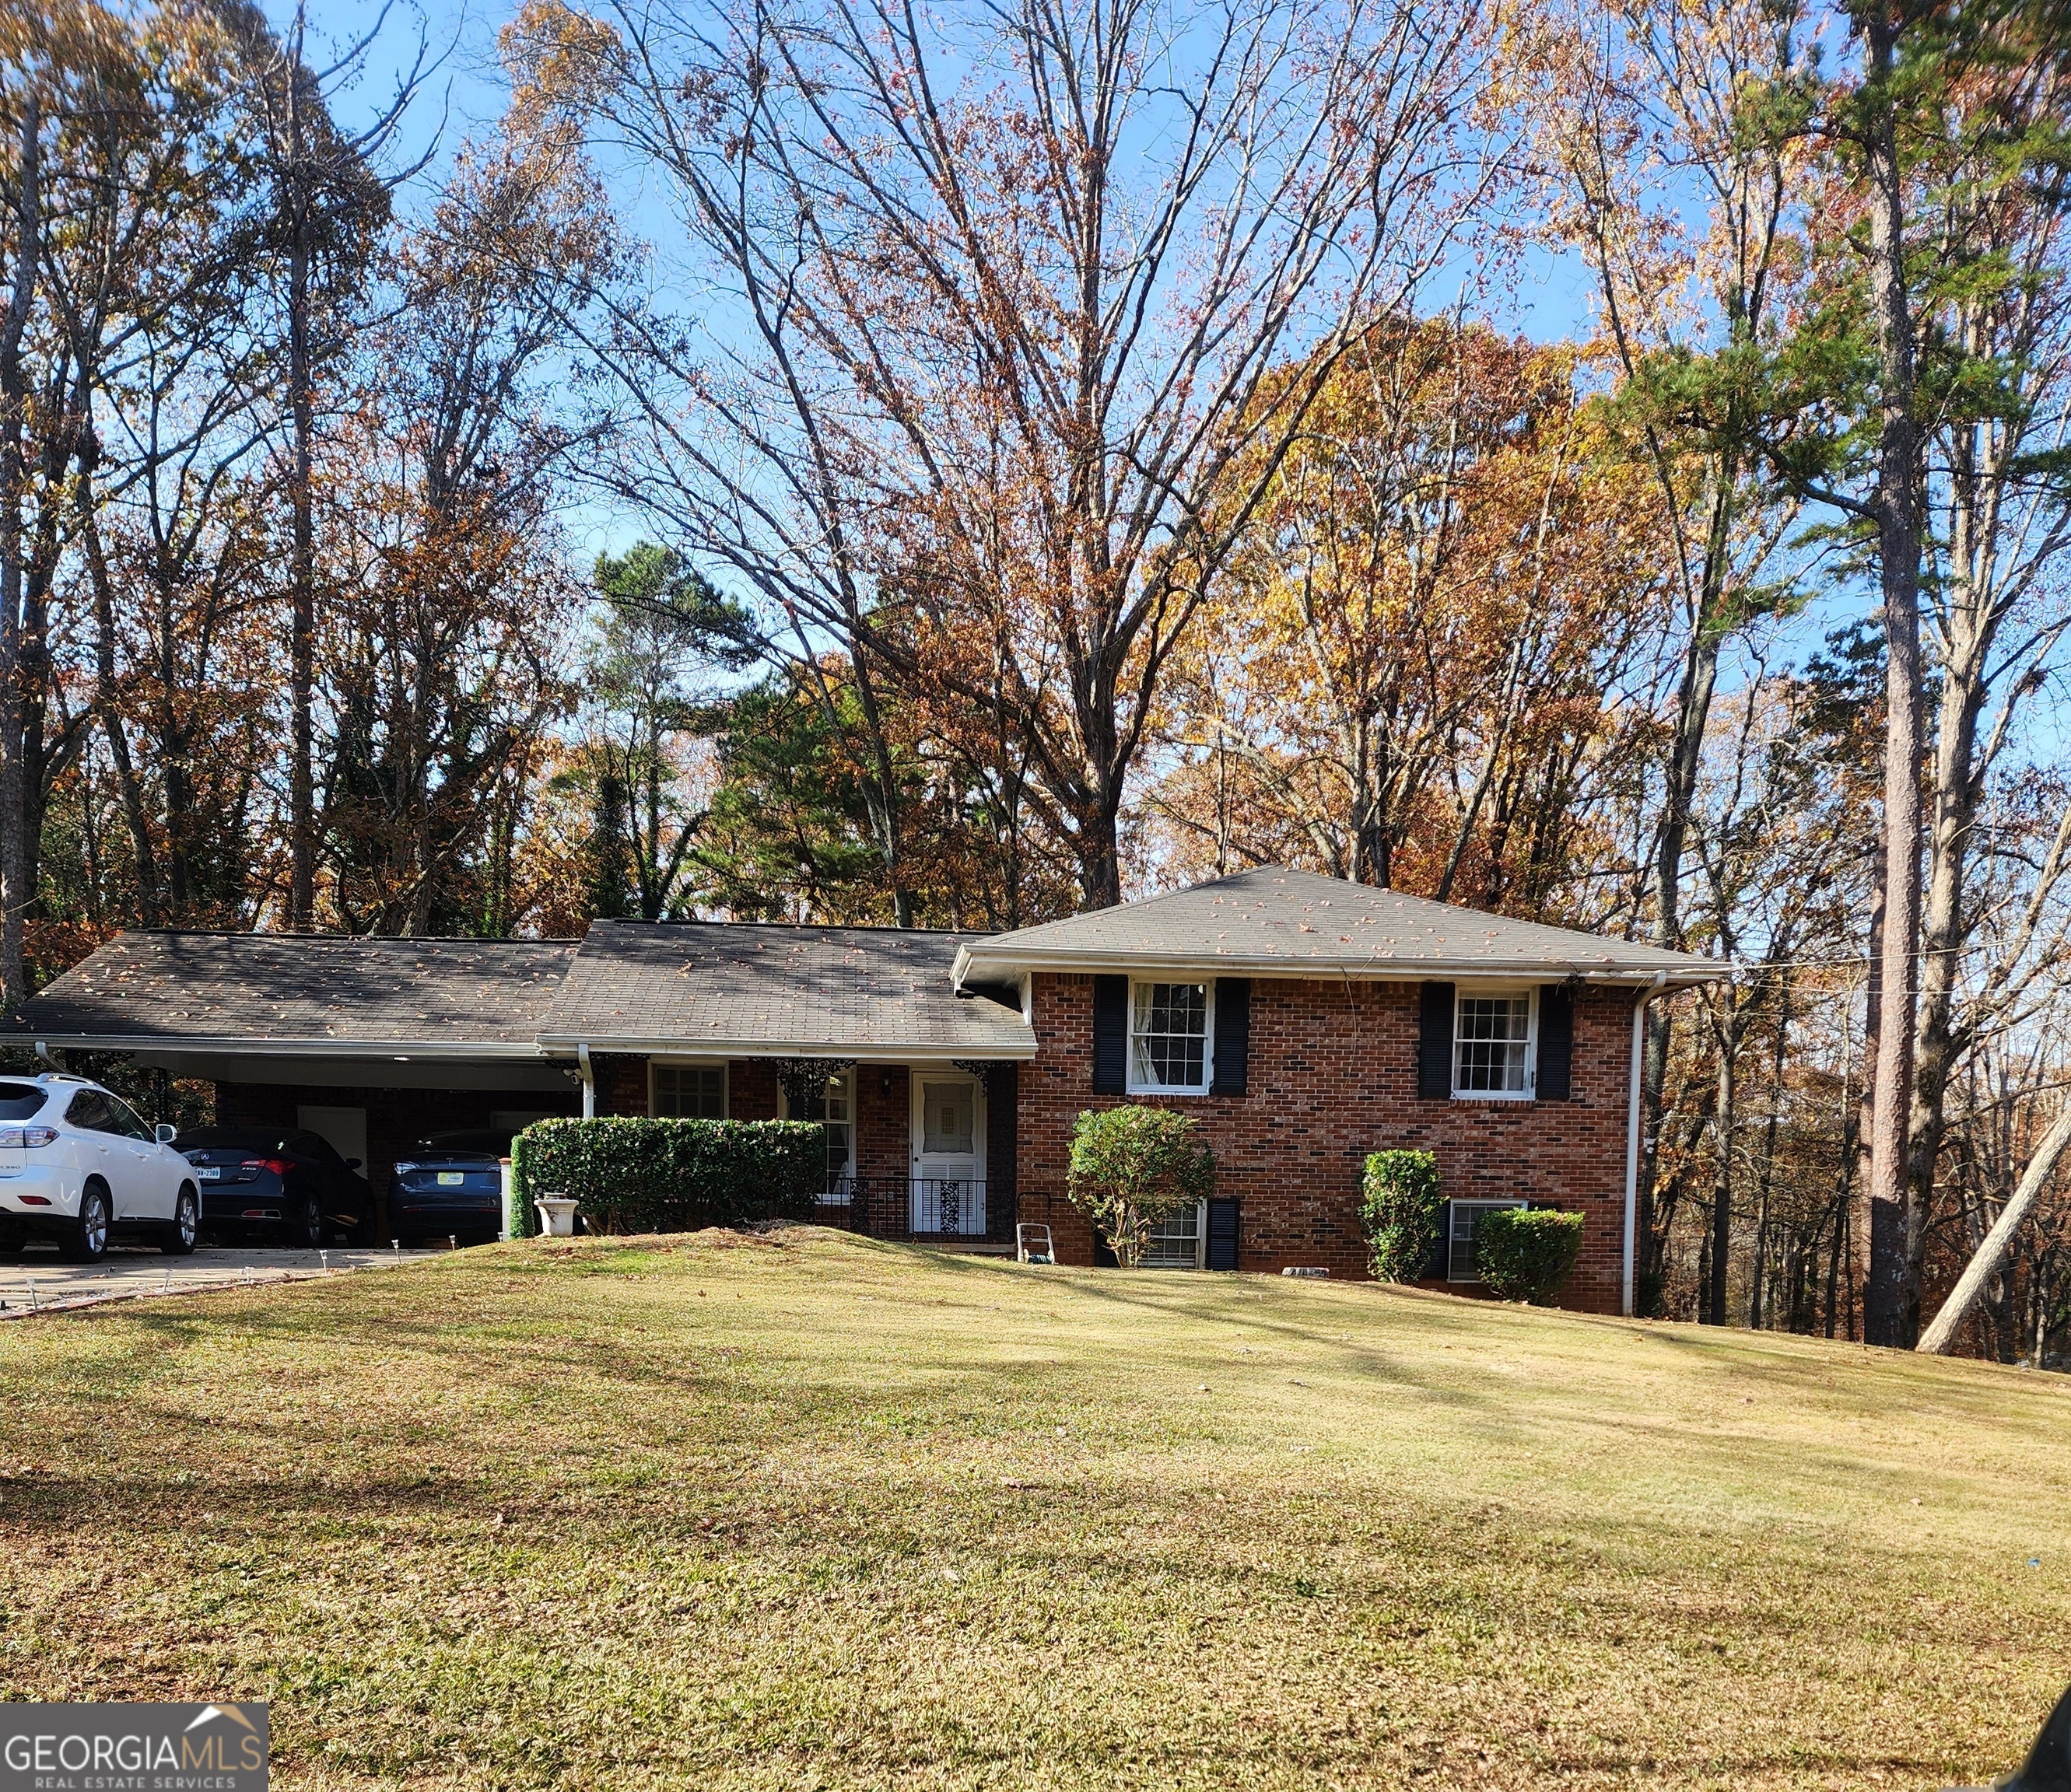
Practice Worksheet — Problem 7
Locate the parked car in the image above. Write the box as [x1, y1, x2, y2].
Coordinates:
[0, 1074, 200, 1262]
[176, 1126, 373, 1247]
[391, 1129, 513, 1246]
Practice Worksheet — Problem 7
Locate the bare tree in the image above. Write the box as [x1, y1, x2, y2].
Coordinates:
[506, 0, 1511, 911]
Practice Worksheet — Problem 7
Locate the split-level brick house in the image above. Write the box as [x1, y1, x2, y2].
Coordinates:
[14, 868, 1715, 1314]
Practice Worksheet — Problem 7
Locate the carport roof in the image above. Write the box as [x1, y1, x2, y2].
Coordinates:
[541, 919, 1036, 1059]
[9, 931, 578, 1055]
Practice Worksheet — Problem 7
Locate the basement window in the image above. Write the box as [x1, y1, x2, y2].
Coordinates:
[1448, 1199, 1529, 1283]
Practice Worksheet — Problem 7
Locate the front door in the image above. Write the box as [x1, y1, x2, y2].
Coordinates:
[910, 1074, 984, 1236]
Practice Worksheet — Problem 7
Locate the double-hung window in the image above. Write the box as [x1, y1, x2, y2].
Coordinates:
[1448, 1199, 1528, 1282]
[1453, 989, 1536, 1098]
[653, 1062, 727, 1118]
[1128, 981, 1211, 1094]
[781, 1069, 856, 1195]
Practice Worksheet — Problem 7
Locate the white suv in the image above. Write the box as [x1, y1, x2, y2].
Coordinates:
[0, 1074, 201, 1262]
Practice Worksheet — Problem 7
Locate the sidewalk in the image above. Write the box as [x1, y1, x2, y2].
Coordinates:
[0, 1243, 443, 1319]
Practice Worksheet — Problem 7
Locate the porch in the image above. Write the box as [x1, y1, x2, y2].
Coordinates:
[814, 1175, 1014, 1249]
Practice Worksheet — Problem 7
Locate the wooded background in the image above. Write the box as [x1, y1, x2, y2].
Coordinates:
[4, 0, 2069, 1356]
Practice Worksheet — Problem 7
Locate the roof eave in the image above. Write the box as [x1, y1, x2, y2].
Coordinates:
[535, 1032, 1038, 1061]
[17, 1034, 550, 1058]
[954, 947, 1722, 985]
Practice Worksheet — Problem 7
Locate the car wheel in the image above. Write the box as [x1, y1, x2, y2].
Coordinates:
[162, 1185, 199, 1257]
[299, 1193, 325, 1249]
[64, 1181, 110, 1263]
[0, 1225, 23, 1256]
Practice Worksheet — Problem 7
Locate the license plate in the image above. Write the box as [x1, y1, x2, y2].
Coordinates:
[436, 1171, 465, 1186]
[198, 1166, 221, 1181]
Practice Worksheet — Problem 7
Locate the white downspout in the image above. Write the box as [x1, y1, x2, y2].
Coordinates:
[576, 1042, 595, 1119]
[1623, 974, 1670, 1318]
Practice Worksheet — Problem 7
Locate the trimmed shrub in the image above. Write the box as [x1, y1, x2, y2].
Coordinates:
[1067, 1106, 1217, 1269]
[509, 1118, 825, 1237]
[1474, 1208, 1584, 1304]
[1361, 1150, 1443, 1282]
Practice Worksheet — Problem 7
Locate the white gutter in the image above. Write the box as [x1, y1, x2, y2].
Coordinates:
[576, 1042, 595, 1119]
[534, 1037, 1037, 1061]
[15, 1034, 551, 1059]
[1622, 971, 1670, 1318]
[952, 943, 1714, 985]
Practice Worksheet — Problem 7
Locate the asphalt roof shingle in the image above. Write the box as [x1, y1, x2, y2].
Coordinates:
[957, 866, 1720, 982]
[9, 933, 577, 1047]
[541, 920, 1036, 1057]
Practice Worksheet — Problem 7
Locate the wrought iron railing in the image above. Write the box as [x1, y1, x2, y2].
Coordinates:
[814, 1176, 1007, 1243]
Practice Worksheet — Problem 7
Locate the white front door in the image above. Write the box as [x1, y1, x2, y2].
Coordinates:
[910, 1074, 985, 1235]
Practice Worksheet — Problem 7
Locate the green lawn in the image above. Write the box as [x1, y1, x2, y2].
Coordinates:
[2, 1227, 2066, 1790]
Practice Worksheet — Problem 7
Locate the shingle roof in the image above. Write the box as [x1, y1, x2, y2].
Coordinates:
[955, 866, 1720, 984]
[541, 920, 1037, 1058]
[9, 932, 577, 1052]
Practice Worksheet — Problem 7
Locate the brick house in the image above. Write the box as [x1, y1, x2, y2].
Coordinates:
[13, 868, 1715, 1313]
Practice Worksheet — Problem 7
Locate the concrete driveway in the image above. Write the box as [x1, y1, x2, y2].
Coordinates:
[0, 1242, 454, 1319]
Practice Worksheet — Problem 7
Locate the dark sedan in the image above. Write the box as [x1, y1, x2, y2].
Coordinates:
[391, 1129, 512, 1246]
[178, 1126, 373, 1247]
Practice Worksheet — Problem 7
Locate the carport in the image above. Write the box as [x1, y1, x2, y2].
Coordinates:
[9, 933, 582, 1237]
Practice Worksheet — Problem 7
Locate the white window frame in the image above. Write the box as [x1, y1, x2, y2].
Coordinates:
[781, 1067, 858, 1193]
[1143, 1199, 1207, 1270]
[1126, 978, 1216, 1097]
[650, 1058, 729, 1120]
[1451, 985, 1538, 1101]
[1447, 1198, 1529, 1283]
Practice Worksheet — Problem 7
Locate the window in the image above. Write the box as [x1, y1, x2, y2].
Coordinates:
[0, 1082, 45, 1122]
[1143, 1200, 1206, 1269]
[920, 1080, 974, 1154]
[1453, 990, 1535, 1097]
[788, 1069, 856, 1192]
[653, 1062, 726, 1118]
[1128, 981, 1211, 1094]
[1448, 1199, 1527, 1282]
[62, 1090, 114, 1132]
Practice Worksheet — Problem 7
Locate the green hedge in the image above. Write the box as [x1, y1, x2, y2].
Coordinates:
[509, 1118, 825, 1237]
[1360, 1150, 1443, 1282]
[1474, 1208, 1584, 1304]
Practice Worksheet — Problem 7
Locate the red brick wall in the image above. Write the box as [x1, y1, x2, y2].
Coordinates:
[1012, 974, 1635, 1312]
[594, 1057, 780, 1120]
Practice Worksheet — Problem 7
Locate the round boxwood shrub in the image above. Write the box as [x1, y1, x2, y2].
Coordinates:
[1361, 1150, 1443, 1282]
[1474, 1208, 1584, 1304]
[510, 1117, 825, 1237]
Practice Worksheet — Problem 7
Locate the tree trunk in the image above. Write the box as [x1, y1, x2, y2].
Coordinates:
[1918, 1105, 2071, 1354]
[1708, 1019, 1734, 1326]
[285, 19, 317, 932]
[0, 96, 38, 1008]
[1861, 13, 1926, 1347]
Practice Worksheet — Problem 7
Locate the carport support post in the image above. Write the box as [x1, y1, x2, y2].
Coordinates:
[1623, 974, 1670, 1319]
[577, 1042, 595, 1118]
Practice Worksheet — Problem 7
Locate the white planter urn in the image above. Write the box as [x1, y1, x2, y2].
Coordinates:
[534, 1195, 579, 1238]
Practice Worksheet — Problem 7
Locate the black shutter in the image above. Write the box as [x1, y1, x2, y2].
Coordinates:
[1424, 1202, 1453, 1278]
[1092, 975, 1128, 1094]
[1206, 1198, 1240, 1270]
[1417, 982, 1456, 1098]
[1537, 984, 1574, 1101]
[1211, 978, 1250, 1095]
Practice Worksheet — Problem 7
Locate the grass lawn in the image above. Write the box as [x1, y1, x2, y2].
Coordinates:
[2, 1228, 2068, 1790]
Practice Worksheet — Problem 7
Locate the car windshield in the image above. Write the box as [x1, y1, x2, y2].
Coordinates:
[0, 1081, 46, 1121]
[177, 1127, 296, 1153]
[412, 1130, 510, 1156]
